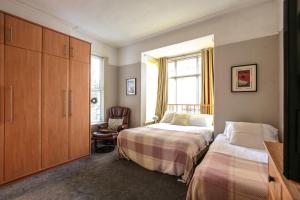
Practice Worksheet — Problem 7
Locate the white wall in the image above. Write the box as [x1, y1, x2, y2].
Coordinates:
[118, 0, 280, 66]
[0, 0, 118, 65]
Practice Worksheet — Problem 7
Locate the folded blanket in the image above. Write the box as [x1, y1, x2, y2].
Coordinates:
[187, 152, 268, 200]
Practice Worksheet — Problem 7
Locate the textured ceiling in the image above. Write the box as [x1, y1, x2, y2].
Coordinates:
[15, 0, 272, 47]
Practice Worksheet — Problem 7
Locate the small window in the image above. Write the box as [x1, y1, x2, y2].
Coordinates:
[90, 55, 104, 124]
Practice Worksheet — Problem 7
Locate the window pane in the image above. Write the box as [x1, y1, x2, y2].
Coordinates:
[168, 78, 176, 104]
[91, 56, 101, 89]
[198, 56, 202, 73]
[91, 90, 101, 123]
[168, 62, 176, 77]
[90, 55, 104, 124]
[176, 77, 197, 104]
[177, 57, 197, 76]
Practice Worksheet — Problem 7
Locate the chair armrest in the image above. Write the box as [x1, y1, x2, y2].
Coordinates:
[117, 124, 128, 132]
[98, 122, 108, 129]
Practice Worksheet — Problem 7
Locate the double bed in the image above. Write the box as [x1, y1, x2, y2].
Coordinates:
[186, 134, 269, 200]
[117, 122, 213, 183]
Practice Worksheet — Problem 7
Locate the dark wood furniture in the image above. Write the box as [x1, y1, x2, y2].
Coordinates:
[92, 106, 130, 153]
[98, 106, 130, 131]
[265, 142, 300, 199]
[92, 131, 118, 153]
[284, 0, 300, 182]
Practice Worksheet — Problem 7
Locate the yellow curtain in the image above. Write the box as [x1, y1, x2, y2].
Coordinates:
[201, 48, 214, 115]
[155, 57, 168, 120]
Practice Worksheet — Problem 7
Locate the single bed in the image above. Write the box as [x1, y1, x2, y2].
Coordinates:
[117, 122, 214, 183]
[186, 134, 269, 200]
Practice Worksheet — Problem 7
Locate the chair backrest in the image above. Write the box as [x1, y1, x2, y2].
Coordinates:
[107, 106, 130, 125]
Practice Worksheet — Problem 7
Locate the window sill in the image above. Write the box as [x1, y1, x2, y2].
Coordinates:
[144, 120, 156, 126]
[91, 121, 105, 125]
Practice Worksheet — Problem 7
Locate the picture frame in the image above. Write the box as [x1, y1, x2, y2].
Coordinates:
[126, 78, 136, 96]
[231, 64, 257, 92]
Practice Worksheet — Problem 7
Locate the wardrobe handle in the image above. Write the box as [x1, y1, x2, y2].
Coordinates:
[69, 90, 72, 116]
[9, 85, 13, 123]
[63, 90, 68, 117]
[63, 45, 67, 57]
[70, 47, 74, 58]
[7, 27, 12, 42]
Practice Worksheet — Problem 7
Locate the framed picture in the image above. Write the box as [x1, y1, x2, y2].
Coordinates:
[231, 64, 257, 92]
[126, 78, 136, 96]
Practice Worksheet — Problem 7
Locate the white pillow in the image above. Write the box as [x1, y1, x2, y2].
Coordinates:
[224, 121, 233, 138]
[189, 114, 213, 127]
[224, 121, 279, 142]
[160, 111, 175, 123]
[262, 124, 279, 142]
[229, 122, 265, 149]
[108, 118, 123, 131]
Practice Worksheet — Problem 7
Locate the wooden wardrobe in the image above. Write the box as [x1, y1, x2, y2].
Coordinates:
[0, 12, 90, 184]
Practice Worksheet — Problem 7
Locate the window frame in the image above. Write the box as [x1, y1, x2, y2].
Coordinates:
[90, 54, 105, 125]
[167, 54, 201, 105]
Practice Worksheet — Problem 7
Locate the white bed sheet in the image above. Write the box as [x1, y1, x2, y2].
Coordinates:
[210, 134, 268, 163]
[146, 123, 214, 144]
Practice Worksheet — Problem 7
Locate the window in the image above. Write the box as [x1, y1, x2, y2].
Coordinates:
[146, 59, 159, 121]
[90, 55, 104, 124]
[168, 55, 201, 112]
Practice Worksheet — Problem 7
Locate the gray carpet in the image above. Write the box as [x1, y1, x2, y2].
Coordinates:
[0, 151, 187, 200]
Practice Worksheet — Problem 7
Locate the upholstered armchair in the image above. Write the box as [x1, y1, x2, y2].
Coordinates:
[98, 106, 130, 133]
[93, 106, 130, 153]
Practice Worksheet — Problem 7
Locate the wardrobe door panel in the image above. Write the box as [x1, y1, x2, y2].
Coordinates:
[0, 44, 3, 183]
[69, 60, 90, 159]
[70, 38, 90, 63]
[42, 54, 69, 168]
[4, 46, 41, 181]
[5, 15, 42, 51]
[0, 13, 4, 44]
[43, 29, 69, 58]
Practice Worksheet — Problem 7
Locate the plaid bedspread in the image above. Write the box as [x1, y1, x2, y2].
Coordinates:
[117, 127, 208, 183]
[186, 152, 268, 200]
